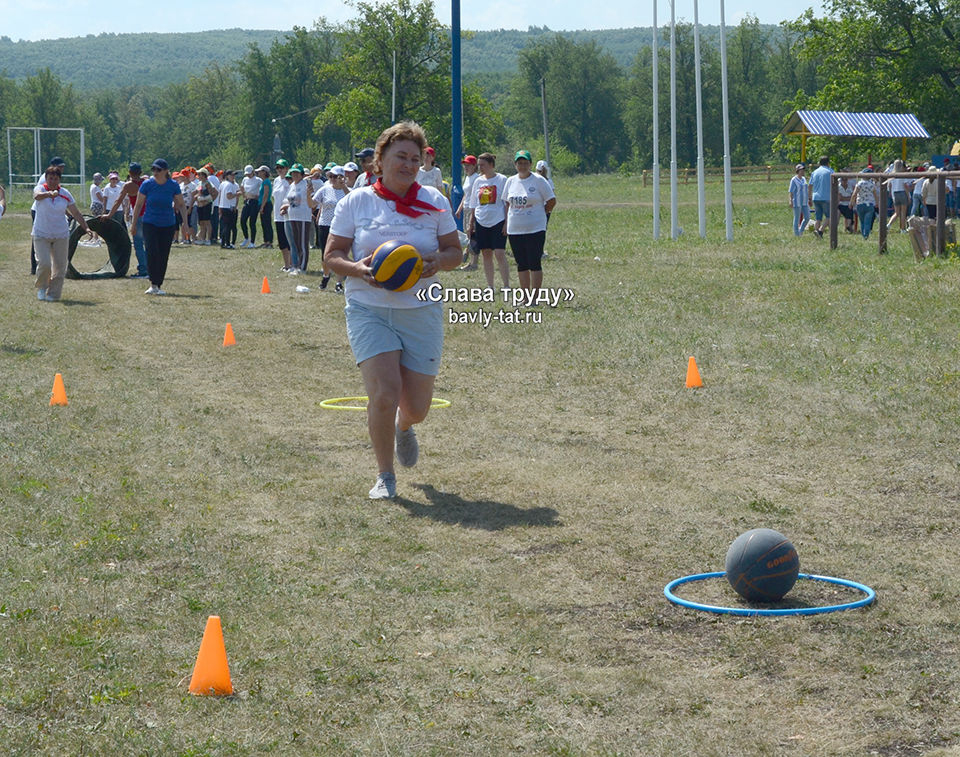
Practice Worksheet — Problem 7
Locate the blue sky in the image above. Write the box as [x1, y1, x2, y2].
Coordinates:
[1, 0, 825, 42]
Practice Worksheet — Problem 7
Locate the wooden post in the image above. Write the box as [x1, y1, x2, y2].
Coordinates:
[643, 170, 648, 187]
[937, 174, 946, 256]
[830, 174, 839, 250]
[878, 180, 888, 254]
[767, 165, 772, 182]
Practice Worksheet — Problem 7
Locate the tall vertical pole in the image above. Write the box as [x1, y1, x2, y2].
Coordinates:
[670, 0, 679, 240]
[693, 0, 705, 238]
[540, 78, 552, 175]
[392, 50, 397, 124]
[80, 128, 86, 193]
[450, 0, 464, 227]
[719, 0, 734, 240]
[652, 0, 660, 240]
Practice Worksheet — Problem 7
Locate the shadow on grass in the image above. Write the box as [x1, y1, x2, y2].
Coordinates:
[57, 299, 99, 307]
[397, 483, 561, 531]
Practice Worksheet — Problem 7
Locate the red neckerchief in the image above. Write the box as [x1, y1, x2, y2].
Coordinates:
[42, 183, 69, 202]
[371, 179, 444, 218]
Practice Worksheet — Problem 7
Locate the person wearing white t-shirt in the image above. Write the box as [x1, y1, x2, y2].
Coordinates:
[504, 150, 557, 294]
[278, 163, 315, 272]
[272, 159, 293, 270]
[456, 155, 479, 269]
[32, 165, 90, 301]
[239, 164, 263, 248]
[0, 182, 6, 221]
[325, 121, 462, 501]
[203, 165, 221, 241]
[466, 152, 509, 289]
[313, 165, 349, 292]
[417, 146, 443, 191]
[353, 148, 376, 189]
[217, 170, 240, 248]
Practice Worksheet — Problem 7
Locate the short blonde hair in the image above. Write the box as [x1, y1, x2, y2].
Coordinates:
[374, 121, 428, 174]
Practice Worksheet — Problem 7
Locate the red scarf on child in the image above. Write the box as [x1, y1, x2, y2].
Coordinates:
[372, 179, 444, 218]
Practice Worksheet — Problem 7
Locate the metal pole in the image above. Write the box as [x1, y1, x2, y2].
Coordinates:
[652, 0, 660, 240]
[6, 128, 11, 200]
[693, 0, 705, 239]
[670, 0, 679, 240]
[80, 128, 85, 194]
[540, 78, 552, 176]
[450, 0, 464, 227]
[392, 50, 397, 124]
[719, 0, 734, 241]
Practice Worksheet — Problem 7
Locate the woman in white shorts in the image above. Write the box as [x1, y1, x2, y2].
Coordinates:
[325, 121, 462, 500]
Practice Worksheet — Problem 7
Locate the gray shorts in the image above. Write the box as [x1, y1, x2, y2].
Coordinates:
[345, 300, 444, 376]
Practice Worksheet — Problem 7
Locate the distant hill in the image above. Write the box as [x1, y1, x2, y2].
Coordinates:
[0, 29, 284, 89]
[0, 24, 783, 90]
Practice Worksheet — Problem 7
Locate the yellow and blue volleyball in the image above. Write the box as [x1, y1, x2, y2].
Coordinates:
[370, 240, 423, 291]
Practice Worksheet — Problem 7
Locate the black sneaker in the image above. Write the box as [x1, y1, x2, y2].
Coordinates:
[335, 281, 344, 294]
[320, 275, 330, 290]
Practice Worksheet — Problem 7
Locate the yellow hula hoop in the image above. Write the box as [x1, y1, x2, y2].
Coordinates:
[319, 396, 451, 411]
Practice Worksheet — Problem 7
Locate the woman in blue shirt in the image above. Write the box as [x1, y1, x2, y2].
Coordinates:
[130, 158, 187, 295]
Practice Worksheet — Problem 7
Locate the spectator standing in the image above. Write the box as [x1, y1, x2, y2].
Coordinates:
[456, 155, 479, 270]
[837, 172, 856, 233]
[193, 168, 218, 245]
[809, 156, 833, 238]
[885, 159, 911, 232]
[102, 162, 148, 278]
[343, 161, 360, 189]
[353, 148, 376, 189]
[788, 164, 811, 237]
[850, 167, 879, 239]
[922, 166, 940, 220]
[315, 165, 349, 292]
[417, 146, 443, 191]
[257, 166, 274, 248]
[279, 163, 314, 273]
[218, 170, 240, 248]
[239, 164, 262, 248]
[272, 159, 293, 270]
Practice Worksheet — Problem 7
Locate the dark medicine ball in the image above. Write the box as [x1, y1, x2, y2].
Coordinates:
[725, 528, 800, 602]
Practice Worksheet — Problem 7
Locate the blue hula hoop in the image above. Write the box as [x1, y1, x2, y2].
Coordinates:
[664, 571, 876, 617]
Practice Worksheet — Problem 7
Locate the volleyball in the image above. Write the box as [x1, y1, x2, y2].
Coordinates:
[370, 240, 423, 291]
[724, 528, 799, 602]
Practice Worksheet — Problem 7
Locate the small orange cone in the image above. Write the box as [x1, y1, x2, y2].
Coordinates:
[188, 615, 233, 696]
[685, 356, 703, 388]
[50, 373, 68, 406]
[222, 323, 236, 347]
[261, 276, 270, 294]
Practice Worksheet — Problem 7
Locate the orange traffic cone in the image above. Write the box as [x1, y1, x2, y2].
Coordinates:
[261, 276, 270, 294]
[685, 356, 703, 388]
[188, 615, 234, 696]
[222, 323, 236, 347]
[50, 373, 68, 406]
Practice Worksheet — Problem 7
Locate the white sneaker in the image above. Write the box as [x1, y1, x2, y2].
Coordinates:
[368, 472, 397, 500]
[395, 414, 419, 467]
[145, 285, 160, 294]
[37, 288, 46, 300]
[43, 293, 58, 302]
[288, 268, 300, 276]
[155, 288, 167, 295]
[241, 239, 249, 248]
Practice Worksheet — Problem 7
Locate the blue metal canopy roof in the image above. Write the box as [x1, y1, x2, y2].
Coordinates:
[781, 110, 930, 139]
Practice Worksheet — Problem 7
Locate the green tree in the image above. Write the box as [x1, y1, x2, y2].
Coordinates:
[787, 0, 960, 145]
[509, 35, 628, 172]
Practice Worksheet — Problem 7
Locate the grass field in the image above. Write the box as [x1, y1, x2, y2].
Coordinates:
[1, 175, 959, 755]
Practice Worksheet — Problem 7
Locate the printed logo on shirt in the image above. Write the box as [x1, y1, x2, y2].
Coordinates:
[478, 185, 498, 205]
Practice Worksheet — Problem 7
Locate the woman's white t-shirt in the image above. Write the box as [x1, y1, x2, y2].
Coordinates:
[283, 179, 312, 222]
[313, 184, 347, 226]
[89, 182, 104, 208]
[32, 186, 75, 238]
[330, 185, 456, 309]
[218, 180, 239, 209]
[273, 177, 290, 222]
[503, 173, 556, 234]
[417, 166, 443, 191]
[102, 183, 124, 213]
[469, 173, 507, 227]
